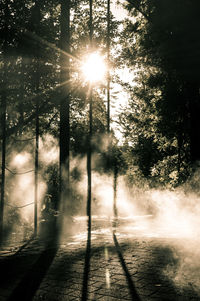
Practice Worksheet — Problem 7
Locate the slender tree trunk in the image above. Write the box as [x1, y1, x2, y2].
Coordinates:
[81, 2, 93, 300]
[107, 0, 110, 133]
[32, 0, 41, 237]
[113, 162, 118, 226]
[86, 0, 93, 239]
[59, 0, 70, 227]
[0, 89, 6, 243]
[0, 0, 9, 244]
[34, 94, 39, 236]
[18, 59, 25, 135]
[86, 0, 93, 236]
[106, 0, 118, 223]
[87, 89, 93, 228]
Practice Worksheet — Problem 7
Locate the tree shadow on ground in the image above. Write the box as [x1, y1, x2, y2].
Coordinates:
[146, 244, 200, 300]
[0, 222, 59, 301]
[0, 244, 43, 296]
[113, 231, 141, 301]
[3, 226, 199, 301]
[6, 236, 58, 301]
[119, 240, 200, 300]
[81, 219, 91, 301]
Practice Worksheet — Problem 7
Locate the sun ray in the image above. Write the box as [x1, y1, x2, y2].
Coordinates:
[24, 29, 80, 63]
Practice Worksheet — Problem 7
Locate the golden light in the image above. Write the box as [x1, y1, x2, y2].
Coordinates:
[81, 52, 106, 83]
[12, 153, 30, 167]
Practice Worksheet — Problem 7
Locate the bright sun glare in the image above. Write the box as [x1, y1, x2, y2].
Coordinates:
[81, 52, 106, 83]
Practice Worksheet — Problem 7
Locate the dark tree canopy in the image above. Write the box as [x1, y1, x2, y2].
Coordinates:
[117, 0, 200, 186]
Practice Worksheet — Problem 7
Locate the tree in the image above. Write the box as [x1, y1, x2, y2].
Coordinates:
[0, 0, 124, 241]
[118, 0, 200, 186]
[0, 0, 8, 242]
[29, 0, 42, 236]
[0, 0, 62, 239]
[59, 0, 70, 232]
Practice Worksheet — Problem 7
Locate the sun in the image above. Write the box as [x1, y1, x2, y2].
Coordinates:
[81, 52, 106, 83]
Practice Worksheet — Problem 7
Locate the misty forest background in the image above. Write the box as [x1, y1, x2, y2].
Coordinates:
[1, 0, 200, 241]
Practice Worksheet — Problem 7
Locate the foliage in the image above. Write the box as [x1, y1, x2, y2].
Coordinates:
[2, 0, 200, 234]
[0, 0, 123, 230]
[118, 0, 200, 187]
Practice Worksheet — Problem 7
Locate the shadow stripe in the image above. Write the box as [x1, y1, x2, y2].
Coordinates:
[113, 231, 141, 301]
[81, 218, 91, 301]
[7, 239, 58, 301]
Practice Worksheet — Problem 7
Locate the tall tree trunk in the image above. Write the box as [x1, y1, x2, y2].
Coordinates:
[82, 2, 93, 300]
[0, 85, 6, 243]
[0, 0, 9, 244]
[107, 0, 110, 133]
[32, 0, 41, 236]
[106, 0, 118, 224]
[86, 0, 93, 236]
[59, 0, 70, 228]
[34, 94, 39, 236]
[87, 91, 92, 231]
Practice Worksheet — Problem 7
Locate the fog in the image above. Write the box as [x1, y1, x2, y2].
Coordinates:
[3, 135, 200, 295]
[3, 135, 59, 242]
[60, 159, 200, 295]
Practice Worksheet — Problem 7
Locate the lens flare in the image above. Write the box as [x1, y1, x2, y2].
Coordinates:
[81, 52, 106, 83]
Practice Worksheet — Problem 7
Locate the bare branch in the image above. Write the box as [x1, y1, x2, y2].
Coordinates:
[6, 201, 34, 209]
[5, 167, 34, 175]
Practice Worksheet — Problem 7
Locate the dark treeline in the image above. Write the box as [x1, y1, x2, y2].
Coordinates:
[119, 0, 200, 187]
[1, 0, 200, 239]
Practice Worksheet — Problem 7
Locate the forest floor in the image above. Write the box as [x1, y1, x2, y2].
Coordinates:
[0, 216, 200, 301]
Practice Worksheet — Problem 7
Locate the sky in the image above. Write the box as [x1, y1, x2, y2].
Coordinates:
[109, 1, 135, 140]
[111, 0, 128, 21]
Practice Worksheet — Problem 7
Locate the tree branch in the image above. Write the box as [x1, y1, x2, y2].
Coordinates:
[126, 0, 151, 21]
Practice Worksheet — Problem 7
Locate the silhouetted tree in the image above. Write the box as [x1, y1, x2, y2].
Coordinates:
[119, 0, 200, 186]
